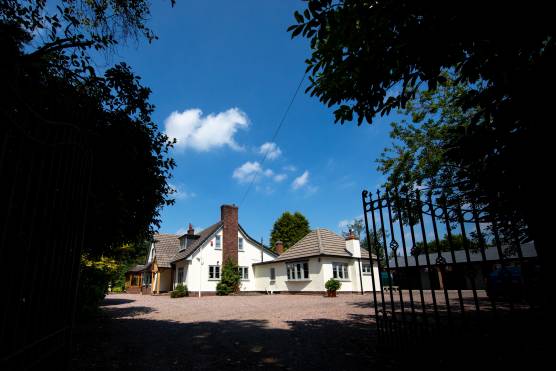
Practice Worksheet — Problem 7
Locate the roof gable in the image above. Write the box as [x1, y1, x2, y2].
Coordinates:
[171, 222, 223, 263]
[171, 222, 278, 263]
[152, 233, 181, 268]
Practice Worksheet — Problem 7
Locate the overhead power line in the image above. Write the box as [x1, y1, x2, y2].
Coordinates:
[239, 71, 306, 207]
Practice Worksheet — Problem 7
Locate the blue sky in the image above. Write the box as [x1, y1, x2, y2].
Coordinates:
[104, 1, 401, 243]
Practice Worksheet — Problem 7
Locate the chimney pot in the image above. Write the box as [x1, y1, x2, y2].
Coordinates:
[346, 228, 357, 241]
[275, 241, 284, 255]
[187, 223, 195, 235]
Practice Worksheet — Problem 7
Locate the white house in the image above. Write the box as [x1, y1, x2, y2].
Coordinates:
[170, 204, 277, 294]
[253, 229, 381, 294]
[129, 204, 381, 295]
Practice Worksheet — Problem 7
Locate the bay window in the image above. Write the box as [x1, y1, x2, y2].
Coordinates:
[333, 262, 349, 280]
[286, 261, 309, 280]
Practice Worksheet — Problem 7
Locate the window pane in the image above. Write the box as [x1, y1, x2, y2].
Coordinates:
[270, 268, 276, 280]
[303, 263, 309, 279]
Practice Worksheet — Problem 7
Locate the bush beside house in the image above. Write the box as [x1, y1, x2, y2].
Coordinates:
[171, 283, 188, 298]
[216, 259, 241, 295]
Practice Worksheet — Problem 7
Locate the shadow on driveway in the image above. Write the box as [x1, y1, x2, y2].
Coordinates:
[71, 304, 386, 370]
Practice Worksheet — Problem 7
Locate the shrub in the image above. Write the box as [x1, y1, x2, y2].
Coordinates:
[76, 264, 111, 318]
[325, 278, 341, 292]
[216, 259, 240, 296]
[171, 283, 188, 298]
[111, 286, 123, 293]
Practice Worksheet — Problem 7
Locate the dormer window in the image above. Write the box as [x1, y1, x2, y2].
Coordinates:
[238, 237, 244, 251]
[179, 238, 187, 252]
[215, 235, 221, 249]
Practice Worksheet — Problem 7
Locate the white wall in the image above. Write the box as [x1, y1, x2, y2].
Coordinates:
[177, 227, 276, 292]
[255, 256, 381, 293]
[254, 257, 325, 293]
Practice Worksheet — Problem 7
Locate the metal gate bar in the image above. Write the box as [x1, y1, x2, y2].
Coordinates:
[362, 188, 539, 354]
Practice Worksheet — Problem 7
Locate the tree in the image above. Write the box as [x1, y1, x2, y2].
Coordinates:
[341, 218, 365, 239]
[289, 1, 553, 270]
[1, 1, 176, 321]
[270, 211, 311, 252]
[361, 227, 386, 268]
[1, 1, 176, 257]
[216, 259, 241, 295]
[377, 74, 473, 197]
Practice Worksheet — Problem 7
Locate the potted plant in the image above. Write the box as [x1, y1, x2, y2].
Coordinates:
[325, 278, 341, 297]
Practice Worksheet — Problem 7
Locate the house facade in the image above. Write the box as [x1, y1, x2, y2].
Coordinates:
[139, 233, 180, 294]
[253, 229, 381, 294]
[171, 204, 277, 295]
[125, 205, 381, 295]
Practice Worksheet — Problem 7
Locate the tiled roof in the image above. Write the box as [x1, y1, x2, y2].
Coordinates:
[126, 264, 145, 273]
[153, 233, 181, 268]
[170, 222, 278, 263]
[171, 222, 222, 263]
[256, 228, 372, 264]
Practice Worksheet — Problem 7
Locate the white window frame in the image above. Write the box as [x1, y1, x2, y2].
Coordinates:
[208, 265, 221, 280]
[286, 261, 309, 281]
[333, 262, 350, 280]
[362, 264, 372, 275]
[238, 237, 244, 251]
[239, 266, 249, 280]
[215, 235, 221, 250]
[179, 238, 187, 252]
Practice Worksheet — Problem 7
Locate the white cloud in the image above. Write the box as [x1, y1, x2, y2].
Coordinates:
[258, 142, 282, 160]
[169, 183, 196, 200]
[292, 170, 310, 190]
[164, 108, 248, 151]
[273, 173, 287, 182]
[283, 165, 297, 172]
[233, 161, 263, 183]
[233, 161, 286, 185]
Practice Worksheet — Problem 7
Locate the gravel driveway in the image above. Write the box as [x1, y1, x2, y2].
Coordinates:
[71, 293, 386, 370]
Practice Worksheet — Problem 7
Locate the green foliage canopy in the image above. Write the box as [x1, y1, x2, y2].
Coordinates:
[289, 1, 554, 255]
[1, 1, 176, 258]
[216, 259, 241, 295]
[270, 211, 311, 252]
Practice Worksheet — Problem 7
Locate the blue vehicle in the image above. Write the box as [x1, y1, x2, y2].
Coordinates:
[486, 266, 524, 300]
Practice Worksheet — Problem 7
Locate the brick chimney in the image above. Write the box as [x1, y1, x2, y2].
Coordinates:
[221, 204, 238, 264]
[187, 223, 195, 236]
[274, 241, 284, 255]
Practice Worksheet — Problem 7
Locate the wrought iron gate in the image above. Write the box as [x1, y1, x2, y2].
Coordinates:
[1, 117, 92, 369]
[361, 189, 541, 360]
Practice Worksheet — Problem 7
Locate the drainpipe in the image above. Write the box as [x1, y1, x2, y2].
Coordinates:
[358, 258, 364, 295]
[197, 256, 202, 298]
